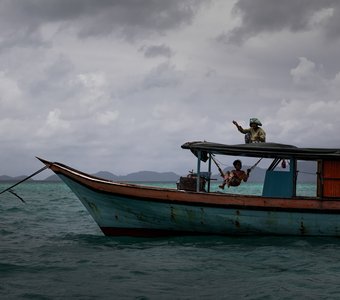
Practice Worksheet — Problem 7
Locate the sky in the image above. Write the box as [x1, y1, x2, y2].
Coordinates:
[1, 0, 340, 179]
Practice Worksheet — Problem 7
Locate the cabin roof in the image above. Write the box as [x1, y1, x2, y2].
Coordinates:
[181, 141, 340, 161]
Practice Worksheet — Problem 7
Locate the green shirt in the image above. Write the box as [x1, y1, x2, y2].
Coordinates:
[238, 127, 266, 142]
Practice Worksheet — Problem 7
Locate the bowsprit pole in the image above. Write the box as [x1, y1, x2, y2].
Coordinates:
[0, 165, 49, 203]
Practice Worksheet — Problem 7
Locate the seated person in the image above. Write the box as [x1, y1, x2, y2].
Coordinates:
[233, 118, 266, 143]
[219, 160, 250, 189]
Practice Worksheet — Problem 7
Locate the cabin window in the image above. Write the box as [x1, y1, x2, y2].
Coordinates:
[262, 159, 318, 198]
[296, 160, 317, 197]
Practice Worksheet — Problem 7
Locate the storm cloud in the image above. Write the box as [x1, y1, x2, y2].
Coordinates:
[0, 0, 340, 179]
[228, 0, 340, 44]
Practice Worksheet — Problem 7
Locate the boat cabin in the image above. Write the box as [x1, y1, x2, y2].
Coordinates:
[181, 141, 340, 199]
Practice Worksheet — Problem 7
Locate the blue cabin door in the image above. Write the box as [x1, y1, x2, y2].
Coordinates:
[262, 159, 296, 198]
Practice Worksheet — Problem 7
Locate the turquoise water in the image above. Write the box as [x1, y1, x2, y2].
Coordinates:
[1, 182, 340, 299]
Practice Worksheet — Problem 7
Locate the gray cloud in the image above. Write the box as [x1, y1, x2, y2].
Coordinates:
[143, 62, 181, 89]
[140, 44, 173, 58]
[1, 0, 340, 178]
[0, 0, 206, 48]
[227, 0, 338, 44]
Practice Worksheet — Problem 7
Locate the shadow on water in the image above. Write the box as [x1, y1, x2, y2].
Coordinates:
[57, 231, 340, 251]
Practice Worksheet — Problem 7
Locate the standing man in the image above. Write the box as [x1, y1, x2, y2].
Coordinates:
[233, 118, 266, 143]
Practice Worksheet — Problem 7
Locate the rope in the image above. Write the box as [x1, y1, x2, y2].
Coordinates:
[212, 156, 228, 167]
[212, 155, 263, 175]
[249, 158, 263, 171]
[298, 171, 317, 175]
[211, 155, 225, 178]
[0, 165, 49, 203]
[8, 190, 25, 203]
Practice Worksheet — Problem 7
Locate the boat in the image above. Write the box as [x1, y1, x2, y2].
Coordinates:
[37, 141, 340, 237]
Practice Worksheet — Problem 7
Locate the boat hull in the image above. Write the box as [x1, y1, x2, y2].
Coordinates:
[58, 173, 340, 237]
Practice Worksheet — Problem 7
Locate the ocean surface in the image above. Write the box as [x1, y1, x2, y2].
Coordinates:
[1, 182, 340, 299]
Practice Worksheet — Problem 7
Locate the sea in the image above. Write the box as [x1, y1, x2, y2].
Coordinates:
[1, 182, 340, 300]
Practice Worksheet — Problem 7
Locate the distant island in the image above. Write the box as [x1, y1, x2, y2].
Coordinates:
[0, 170, 181, 183]
[43, 170, 181, 182]
[0, 161, 317, 183]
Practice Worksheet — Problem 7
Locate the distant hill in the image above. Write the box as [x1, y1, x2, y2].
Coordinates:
[116, 171, 180, 182]
[44, 174, 61, 181]
[0, 175, 34, 182]
[0, 175, 16, 181]
[93, 171, 119, 181]
[41, 170, 180, 182]
[0, 161, 318, 183]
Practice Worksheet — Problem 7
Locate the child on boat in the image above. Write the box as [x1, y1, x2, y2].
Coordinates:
[219, 159, 250, 189]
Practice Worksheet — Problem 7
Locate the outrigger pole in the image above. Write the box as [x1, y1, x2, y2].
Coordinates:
[0, 165, 49, 203]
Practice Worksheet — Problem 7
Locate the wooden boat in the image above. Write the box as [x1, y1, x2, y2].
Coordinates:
[37, 141, 340, 237]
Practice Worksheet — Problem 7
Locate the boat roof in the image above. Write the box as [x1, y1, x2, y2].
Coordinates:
[181, 141, 340, 161]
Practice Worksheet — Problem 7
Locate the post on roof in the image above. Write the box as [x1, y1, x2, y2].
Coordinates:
[291, 158, 297, 197]
[196, 150, 201, 192]
[207, 153, 212, 192]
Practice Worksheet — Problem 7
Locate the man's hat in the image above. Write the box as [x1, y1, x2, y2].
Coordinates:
[249, 118, 262, 126]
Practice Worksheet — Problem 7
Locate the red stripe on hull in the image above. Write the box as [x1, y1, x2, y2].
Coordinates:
[100, 227, 203, 237]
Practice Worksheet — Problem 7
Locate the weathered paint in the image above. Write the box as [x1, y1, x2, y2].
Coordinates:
[58, 173, 340, 237]
[37, 158, 340, 237]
